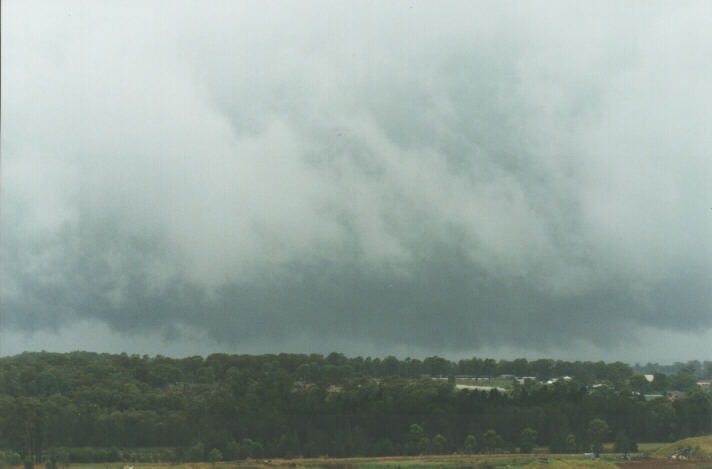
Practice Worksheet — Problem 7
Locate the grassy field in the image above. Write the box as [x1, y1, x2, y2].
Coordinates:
[3, 441, 706, 469]
[56, 458, 600, 469]
[49, 451, 710, 469]
[598, 442, 668, 456]
[634, 443, 669, 454]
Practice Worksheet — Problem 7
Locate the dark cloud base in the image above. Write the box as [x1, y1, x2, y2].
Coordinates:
[5, 225, 709, 355]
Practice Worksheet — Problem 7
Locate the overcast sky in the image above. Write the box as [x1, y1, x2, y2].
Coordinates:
[2, 1, 711, 363]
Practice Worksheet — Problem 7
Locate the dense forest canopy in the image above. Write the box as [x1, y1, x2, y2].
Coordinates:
[1, 351, 710, 465]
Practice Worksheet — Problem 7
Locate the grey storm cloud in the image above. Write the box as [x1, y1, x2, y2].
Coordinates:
[1, 0, 711, 359]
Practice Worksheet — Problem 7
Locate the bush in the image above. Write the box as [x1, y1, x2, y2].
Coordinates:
[431, 434, 447, 454]
[45, 449, 58, 469]
[614, 431, 637, 456]
[159, 448, 177, 462]
[519, 428, 538, 454]
[0, 451, 22, 467]
[173, 447, 186, 463]
[482, 429, 503, 454]
[237, 438, 263, 459]
[207, 448, 222, 463]
[224, 441, 239, 461]
[68, 448, 95, 463]
[107, 446, 121, 462]
[549, 432, 577, 453]
[55, 449, 69, 468]
[186, 442, 205, 462]
[371, 438, 395, 457]
[463, 435, 478, 454]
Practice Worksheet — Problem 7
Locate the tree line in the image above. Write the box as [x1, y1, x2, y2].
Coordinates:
[1, 351, 710, 465]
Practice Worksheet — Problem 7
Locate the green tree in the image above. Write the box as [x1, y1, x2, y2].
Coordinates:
[588, 419, 609, 457]
[423, 356, 452, 377]
[606, 362, 633, 388]
[614, 431, 637, 457]
[372, 438, 395, 456]
[629, 374, 651, 393]
[548, 418, 573, 454]
[519, 427, 537, 454]
[159, 448, 176, 463]
[431, 434, 447, 454]
[405, 424, 425, 455]
[566, 434, 577, 452]
[224, 441, 239, 461]
[10, 397, 46, 463]
[207, 448, 222, 464]
[408, 423, 424, 440]
[674, 390, 712, 437]
[381, 356, 401, 377]
[463, 434, 477, 454]
[45, 448, 68, 469]
[237, 438, 263, 459]
[482, 429, 500, 454]
[645, 396, 676, 441]
[187, 442, 205, 462]
[1, 451, 22, 467]
[671, 368, 698, 392]
[276, 432, 300, 459]
[417, 436, 431, 455]
[652, 372, 669, 392]
[107, 447, 121, 462]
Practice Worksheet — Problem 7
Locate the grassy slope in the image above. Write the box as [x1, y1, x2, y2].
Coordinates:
[652, 436, 712, 461]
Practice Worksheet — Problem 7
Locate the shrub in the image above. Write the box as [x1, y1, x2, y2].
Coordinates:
[519, 428, 538, 454]
[0, 451, 22, 467]
[237, 438, 263, 459]
[463, 434, 478, 454]
[224, 441, 239, 461]
[159, 448, 177, 462]
[186, 442, 205, 462]
[431, 434, 448, 454]
[107, 446, 121, 462]
[45, 449, 58, 469]
[207, 448, 222, 464]
[482, 429, 502, 454]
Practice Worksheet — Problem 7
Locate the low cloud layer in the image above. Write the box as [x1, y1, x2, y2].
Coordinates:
[2, 1, 711, 360]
